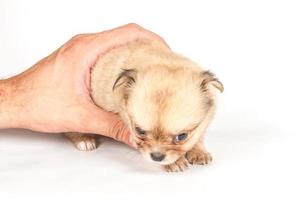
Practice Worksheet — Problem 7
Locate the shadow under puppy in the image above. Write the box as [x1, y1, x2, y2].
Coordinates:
[64, 39, 223, 172]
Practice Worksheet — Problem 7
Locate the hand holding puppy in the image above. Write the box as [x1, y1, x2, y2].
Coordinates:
[0, 23, 167, 147]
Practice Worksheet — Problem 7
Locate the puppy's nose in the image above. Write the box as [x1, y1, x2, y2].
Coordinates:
[150, 152, 165, 162]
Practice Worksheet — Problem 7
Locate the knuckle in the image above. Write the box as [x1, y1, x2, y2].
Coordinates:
[69, 34, 90, 45]
[125, 23, 143, 31]
[58, 34, 89, 57]
[110, 120, 126, 141]
[71, 33, 85, 41]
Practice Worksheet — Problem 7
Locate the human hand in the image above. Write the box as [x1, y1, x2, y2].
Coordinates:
[0, 23, 167, 147]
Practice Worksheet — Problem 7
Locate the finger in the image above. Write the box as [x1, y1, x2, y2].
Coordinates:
[101, 23, 169, 48]
[87, 23, 169, 59]
[81, 104, 136, 148]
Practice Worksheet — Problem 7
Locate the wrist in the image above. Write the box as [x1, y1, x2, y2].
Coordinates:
[0, 78, 23, 129]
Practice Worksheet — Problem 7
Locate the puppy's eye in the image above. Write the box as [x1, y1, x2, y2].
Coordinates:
[135, 127, 146, 136]
[174, 133, 188, 142]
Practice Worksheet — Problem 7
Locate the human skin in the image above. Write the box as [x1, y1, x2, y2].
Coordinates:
[0, 23, 167, 147]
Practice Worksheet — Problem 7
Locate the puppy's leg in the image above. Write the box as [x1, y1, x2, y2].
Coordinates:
[64, 133, 97, 151]
[185, 140, 212, 165]
[164, 156, 189, 172]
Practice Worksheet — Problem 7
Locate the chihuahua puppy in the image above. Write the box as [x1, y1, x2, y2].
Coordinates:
[64, 39, 223, 172]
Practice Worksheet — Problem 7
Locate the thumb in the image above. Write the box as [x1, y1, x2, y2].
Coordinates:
[83, 104, 136, 148]
[107, 118, 137, 148]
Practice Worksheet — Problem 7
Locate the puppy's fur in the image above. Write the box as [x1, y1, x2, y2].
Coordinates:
[64, 39, 223, 172]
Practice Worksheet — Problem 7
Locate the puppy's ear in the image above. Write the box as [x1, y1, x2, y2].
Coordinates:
[113, 69, 137, 101]
[200, 71, 224, 93]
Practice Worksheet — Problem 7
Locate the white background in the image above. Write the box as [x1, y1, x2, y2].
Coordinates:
[0, 0, 303, 199]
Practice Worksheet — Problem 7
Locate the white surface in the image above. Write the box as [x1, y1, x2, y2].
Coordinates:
[0, 0, 303, 199]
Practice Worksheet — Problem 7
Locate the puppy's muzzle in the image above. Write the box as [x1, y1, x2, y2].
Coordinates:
[150, 152, 166, 162]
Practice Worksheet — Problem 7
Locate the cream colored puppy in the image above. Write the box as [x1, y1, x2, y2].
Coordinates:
[64, 39, 223, 172]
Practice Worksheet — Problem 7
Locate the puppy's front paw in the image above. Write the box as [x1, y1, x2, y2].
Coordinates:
[164, 156, 189, 172]
[75, 138, 97, 151]
[186, 149, 212, 165]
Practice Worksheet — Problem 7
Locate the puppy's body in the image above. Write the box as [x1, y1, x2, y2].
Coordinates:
[65, 40, 223, 172]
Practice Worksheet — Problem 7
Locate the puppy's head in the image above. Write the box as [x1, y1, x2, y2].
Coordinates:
[113, 66, 223, 165]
